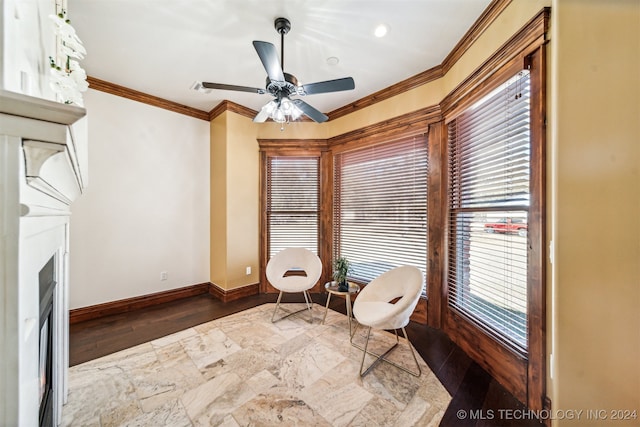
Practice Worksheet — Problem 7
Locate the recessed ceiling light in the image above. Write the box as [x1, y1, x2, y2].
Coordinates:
[374, 24, 388, 38]
[326, 56, 339, 66]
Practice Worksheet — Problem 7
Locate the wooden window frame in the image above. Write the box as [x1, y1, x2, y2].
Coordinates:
[258, 140, 332, 293]
[440, 21, 547, 411]
[266, 156, 320, 258]
[447, 67, 532, 355]
[332, 134, 429, 290]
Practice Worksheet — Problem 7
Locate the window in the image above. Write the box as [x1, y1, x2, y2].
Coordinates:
[333, 135, 428, 287]
[266, 156, 319, 257]
[447, 70, 531, 353]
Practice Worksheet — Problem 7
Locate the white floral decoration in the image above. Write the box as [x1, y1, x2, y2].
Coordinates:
[49, 9, 88, 105]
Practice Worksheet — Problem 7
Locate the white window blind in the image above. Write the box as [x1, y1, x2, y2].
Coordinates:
[267, 157, 319, 258]
[447, 70, 531, 353]
[334, 135, 428, 288]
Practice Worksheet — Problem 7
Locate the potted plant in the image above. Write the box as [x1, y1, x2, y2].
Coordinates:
[333, 257, 351, 292]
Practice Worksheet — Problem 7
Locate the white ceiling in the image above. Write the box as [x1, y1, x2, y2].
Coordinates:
[67, 0, 492, 115]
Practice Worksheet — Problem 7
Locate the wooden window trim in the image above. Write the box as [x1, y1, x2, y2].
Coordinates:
[433, 8, 548, 411]
[332, 134, 429, 288]
[259, 140, 332, 291]
[442, 46, 546, 411]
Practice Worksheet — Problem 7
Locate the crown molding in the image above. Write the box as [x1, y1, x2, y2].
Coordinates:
[440, 7, 549, 120]
[441, 0, 512, 73]
[327, 65, 444, 121]
[86, 0, 516, 124]
[208, 101, 228, 121]
[209, 100, 258, 121]
[86, 76, 209, 121]
[327, 0, 512, 121]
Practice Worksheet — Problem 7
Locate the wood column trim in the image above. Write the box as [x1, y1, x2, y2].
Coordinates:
[411, 297, 428, 324]
[525, 45, 547, 413]
[208, 283, 260, 303]
[319, 149, 334, 287]
[427, 121, 445, 328]
[259, 150, 268, 294]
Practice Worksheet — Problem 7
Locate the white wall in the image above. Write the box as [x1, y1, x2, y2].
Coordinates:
[69, 89, 210, 309]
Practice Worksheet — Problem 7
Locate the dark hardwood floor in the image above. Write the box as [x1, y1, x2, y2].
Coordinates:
[70, 293, 544, 427]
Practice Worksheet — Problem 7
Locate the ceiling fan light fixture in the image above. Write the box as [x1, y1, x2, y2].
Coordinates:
[267, 97, 303, 126]
[262, 100, 277, 114]
[290, 103, 303, 120]
[272, 107, 286, 123]
[201, 17, 354, 130]
[281, 98, 293, 113]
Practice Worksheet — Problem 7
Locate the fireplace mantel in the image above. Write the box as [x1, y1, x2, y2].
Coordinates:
[0, 89, 88, 207]
[0, 90, 87, 426]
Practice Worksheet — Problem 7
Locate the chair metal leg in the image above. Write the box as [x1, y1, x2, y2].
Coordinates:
[352, 326, 421, 377]
[401, 327, 422, 377]
[350, 319, 360, 342]
[271, 291, 284, 322]
[303, 290, 314, 323]
[271, 291, 315, 323]
[359, 326, 372, 376]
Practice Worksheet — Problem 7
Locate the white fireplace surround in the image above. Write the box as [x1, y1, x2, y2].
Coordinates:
[1, 90, 87, 426]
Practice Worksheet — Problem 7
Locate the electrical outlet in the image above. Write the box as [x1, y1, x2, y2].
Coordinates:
[160, 271, 168, 281]
[246, 266, 251, 275]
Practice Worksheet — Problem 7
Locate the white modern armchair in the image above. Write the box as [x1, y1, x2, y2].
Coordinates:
[266, 247, 322, 323]
[352, 265, 423, 377]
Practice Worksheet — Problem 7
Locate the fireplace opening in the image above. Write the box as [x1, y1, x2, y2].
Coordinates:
[39, 256, 56, 427]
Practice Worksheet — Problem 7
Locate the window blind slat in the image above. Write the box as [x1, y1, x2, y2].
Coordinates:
[334, 135, 428, 292]
[267, 157, 319, 258]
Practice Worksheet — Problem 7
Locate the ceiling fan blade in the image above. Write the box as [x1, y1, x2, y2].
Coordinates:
[292, 99, 328, 123]
[201, 82, 265, 94]
[252, 41, 285, 82]
[301, 77, 355, 95]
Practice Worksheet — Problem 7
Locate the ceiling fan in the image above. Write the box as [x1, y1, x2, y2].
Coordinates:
[200, 17, 355, 127]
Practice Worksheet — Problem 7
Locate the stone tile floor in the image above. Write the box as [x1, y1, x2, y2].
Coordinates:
[62, 303, 450, 426]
